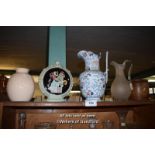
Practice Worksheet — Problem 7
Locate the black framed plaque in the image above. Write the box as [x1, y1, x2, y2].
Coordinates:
[39, 62, 73, 102]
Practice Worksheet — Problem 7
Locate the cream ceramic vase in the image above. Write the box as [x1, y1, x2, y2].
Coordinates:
[7, 68, 35, 101]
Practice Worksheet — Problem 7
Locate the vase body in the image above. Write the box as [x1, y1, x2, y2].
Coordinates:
[111, 61, 131, 101]
[7, 68, 35, 101]
[79, 71, 106, 101]
[130, 79, 149, 101]
[77, 50, 108, 101]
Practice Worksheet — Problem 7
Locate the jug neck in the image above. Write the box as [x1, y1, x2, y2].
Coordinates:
[115, 68, 125, 77]
[85, 59, 100, 70]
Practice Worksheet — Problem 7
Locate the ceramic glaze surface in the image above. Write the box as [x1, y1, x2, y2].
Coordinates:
[111, 60, 132, 101]
[78, 50, 108, 101]
[80, 71, 106, 100]
[7, 68, 35, 101]
[130, 79, 149, 101]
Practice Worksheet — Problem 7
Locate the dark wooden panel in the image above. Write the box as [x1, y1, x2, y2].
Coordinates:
[15, 110, 120, 129]
[1, 101, 155, 129]
[0, 26, 48, 72]
[2, 107, 17, 129]
[0, 103, 3, 128]
[133, 104, 155, 128]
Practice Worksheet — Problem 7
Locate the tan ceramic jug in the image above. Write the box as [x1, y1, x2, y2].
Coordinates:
[111, 60, 132, 101]
[130, 79, 149, 101]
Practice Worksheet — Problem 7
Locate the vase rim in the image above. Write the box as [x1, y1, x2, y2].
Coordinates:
[132, 79, 148, 82]
[16, 68, 29, 73]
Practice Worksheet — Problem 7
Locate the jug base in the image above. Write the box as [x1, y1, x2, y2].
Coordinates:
[85, 98, 101, 102]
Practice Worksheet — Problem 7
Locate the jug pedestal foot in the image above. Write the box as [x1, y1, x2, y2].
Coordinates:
[86, 98, 101, 102]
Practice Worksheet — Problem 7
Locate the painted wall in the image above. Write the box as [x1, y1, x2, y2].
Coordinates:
[48, 26, 66, 67]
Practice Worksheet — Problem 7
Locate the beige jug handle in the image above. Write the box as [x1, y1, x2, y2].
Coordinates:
[128, 64, 133, 81]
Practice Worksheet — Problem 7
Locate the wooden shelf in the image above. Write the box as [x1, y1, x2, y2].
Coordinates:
[1, 100, 155, 129]
[1, 100, 155, 108]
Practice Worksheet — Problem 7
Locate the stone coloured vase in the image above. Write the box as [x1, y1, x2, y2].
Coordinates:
[7, 68, 35, 101]
[111, 60, 132, 101]
[77, 50, 108, 101]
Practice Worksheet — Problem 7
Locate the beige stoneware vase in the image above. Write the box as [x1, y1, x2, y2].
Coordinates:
[7, 68, 35, 101]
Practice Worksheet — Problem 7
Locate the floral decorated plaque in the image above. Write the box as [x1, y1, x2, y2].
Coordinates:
[39, 61, 73, 102]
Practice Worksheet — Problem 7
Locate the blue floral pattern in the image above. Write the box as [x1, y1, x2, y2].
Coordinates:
[80, 71, 106, 100]
[78, 50, 108, 101]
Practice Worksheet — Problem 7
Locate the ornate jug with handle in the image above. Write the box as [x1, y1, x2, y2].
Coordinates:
[77, 50, 109, 101]
[111, 60, 132, 101]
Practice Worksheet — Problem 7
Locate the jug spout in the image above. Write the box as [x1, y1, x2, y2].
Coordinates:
[77, 50, 86, 59]
[111, 60, 132, 81]
[111, 60, 129, 69]
[111, 61, 118, 68]
[77, 50, 100, 70]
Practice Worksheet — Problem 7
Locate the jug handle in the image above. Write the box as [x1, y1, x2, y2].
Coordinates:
[105, 51, 109, 83]
[99, 52, 101, 59]
[128, 64, 133, 81]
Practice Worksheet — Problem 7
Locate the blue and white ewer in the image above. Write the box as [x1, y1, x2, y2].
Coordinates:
[77, 50, 109, 101]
